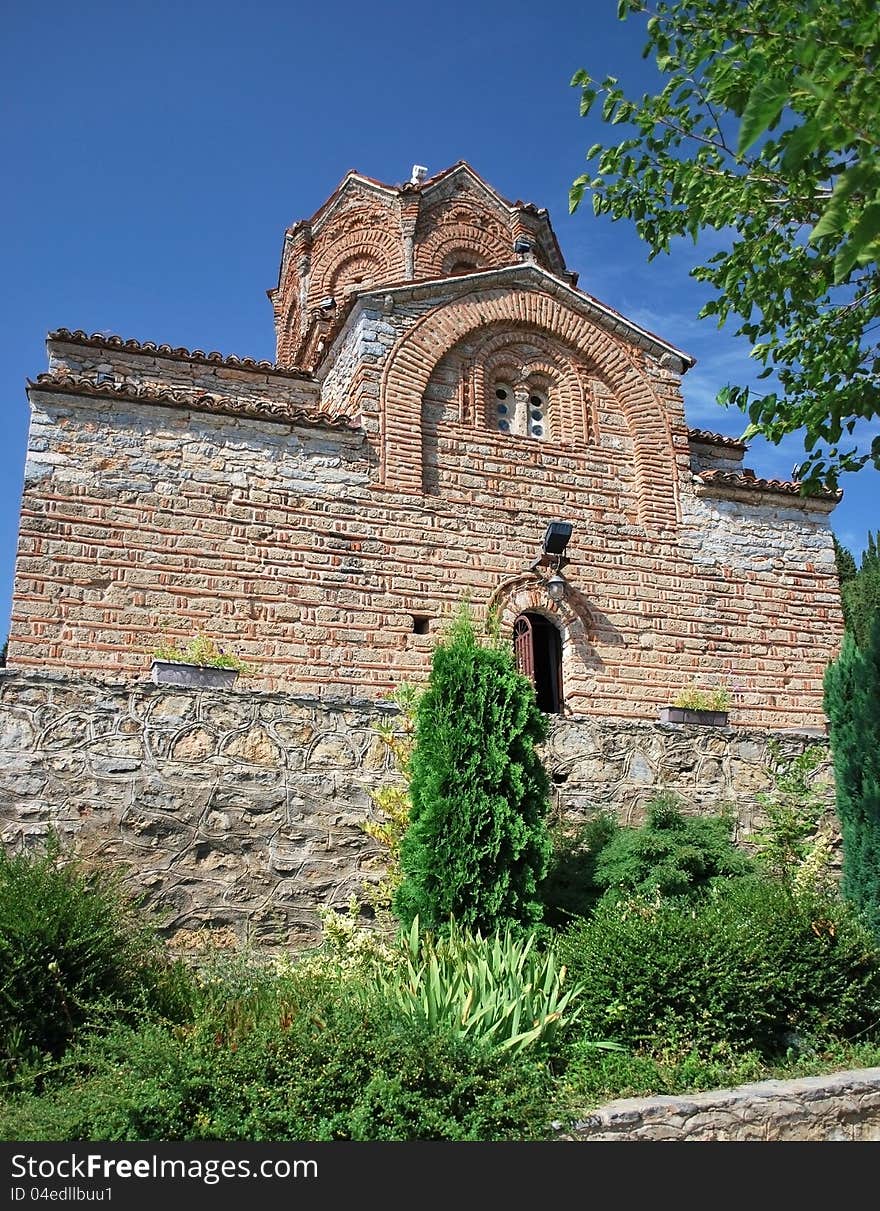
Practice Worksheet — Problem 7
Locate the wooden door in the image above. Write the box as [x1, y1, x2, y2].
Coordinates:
[513, 615, 534, 682]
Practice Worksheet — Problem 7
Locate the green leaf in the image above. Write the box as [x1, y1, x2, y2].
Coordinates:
[848, 201, 880, 262]
[737, 79, 789, 155]
[809, 196, 848, 244]
[832, 203, 880, 283]
[780, 120, 822, 172]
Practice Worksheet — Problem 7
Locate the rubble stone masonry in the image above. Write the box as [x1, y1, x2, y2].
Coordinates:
[0, 672, 832, 949]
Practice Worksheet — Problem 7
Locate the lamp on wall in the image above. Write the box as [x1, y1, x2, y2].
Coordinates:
[530, 521, 573, 602]
[545, 571, 567, 602]
[542, 521, 572, 559]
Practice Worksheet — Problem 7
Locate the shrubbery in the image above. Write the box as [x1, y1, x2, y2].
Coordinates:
[589, 793, 754, 899]
[824, 617, 880, 939]
[540, 793, 752, 923]
[370, 916, 584, 1057]
[559, 878, 880, 1060]
[395, 612, 552, 933]
[2, 966, 553, 1142]
[0, 839, 188, 1073]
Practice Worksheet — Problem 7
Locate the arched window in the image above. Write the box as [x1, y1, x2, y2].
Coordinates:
[490, 374, 551, 440]
[513, 612, 563, 713]
[526, 387, 547, 438]
[494, 382, 514, 433]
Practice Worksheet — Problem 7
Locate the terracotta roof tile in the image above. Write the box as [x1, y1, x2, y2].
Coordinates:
[48, 329, 312, 380]
[696, 468, 841, 502]
[27, 371, 357, 431]
[688, 428, 748, 450]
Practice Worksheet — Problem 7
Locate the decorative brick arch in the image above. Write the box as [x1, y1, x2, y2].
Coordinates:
[311, 230, 404, 304]
[380, 288, 678, 527]
[328, 251, 384, 297]
[488, 574, 591, 647]
[459, 326, 588, 443]
[417, 224, 511, 278]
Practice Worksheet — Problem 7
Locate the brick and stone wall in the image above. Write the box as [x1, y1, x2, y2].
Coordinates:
[0, 671, 833, 949]
[9, 318, 841, 729]
[560, 1068, 880, 1141]
[7, 166, 844, 731]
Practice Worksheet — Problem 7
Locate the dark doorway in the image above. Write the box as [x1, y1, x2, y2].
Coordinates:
[513, 612, 563, 713]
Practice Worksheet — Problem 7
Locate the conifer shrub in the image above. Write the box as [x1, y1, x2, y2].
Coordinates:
[824, 618, 880, 938]
[588, 792, 754, 900]
[559, 879, 880, 1060]
[838, 531, 880, 648]
[394, 611, 552, 933]
[0, 838, 186, 1072]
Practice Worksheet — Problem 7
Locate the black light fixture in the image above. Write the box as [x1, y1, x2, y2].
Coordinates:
[514, 237, 533, 256]
[542, 521, 572, 557]
[530, 521, 574, 602]
[545, 571, 567, 602]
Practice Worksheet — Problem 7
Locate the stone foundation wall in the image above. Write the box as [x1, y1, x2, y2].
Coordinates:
[0, 671, 833, 949]
[560, 1068, 880, 1141]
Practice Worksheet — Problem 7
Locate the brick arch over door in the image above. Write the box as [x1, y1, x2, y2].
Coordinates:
[379, 288, 679, 528]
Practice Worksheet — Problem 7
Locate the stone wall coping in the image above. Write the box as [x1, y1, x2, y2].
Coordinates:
[0, 668, 396, 717]
[26, 371, 355, 433]
[46, 329, 314, 380]
[561, 1066, 880, 1139]
[0, 670, 830, 743]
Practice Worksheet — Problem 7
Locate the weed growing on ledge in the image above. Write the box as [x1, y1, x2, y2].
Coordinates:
[152, 632, 257, 675]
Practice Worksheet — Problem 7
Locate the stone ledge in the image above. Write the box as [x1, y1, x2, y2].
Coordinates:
[560, 1067, 880, 1141]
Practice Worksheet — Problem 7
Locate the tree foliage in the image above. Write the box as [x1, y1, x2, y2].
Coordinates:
[837, 531, 880, 647]
[394, 612, 552, 934]
[570, 0, 880, 490]
[824, 618, 880, 939]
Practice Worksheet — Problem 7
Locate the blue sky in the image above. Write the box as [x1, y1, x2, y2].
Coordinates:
[1, 0, 875, 644]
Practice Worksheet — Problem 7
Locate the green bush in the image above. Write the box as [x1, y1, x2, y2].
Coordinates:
[395, 610, 552, 933]
[1, 970, 553, 1141]
[589, 793, 754, 900]
[0, 839, 187, 1072]
[540, 812, 617, 926]
[559, 878, 880, 1059]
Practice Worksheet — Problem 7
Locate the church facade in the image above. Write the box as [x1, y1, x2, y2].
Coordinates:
[8, 162, 843, 728]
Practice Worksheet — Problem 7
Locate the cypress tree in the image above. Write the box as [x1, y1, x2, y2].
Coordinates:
[833, 536, 857, 587]
[823, 616, 880, 939]
[394, 611, 552, 933]
[838, 530, 880, 648]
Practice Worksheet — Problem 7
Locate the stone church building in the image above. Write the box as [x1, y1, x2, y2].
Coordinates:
[8, 162, 842, 730]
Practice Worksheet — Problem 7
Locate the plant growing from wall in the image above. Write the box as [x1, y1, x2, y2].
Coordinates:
[394, 609, 553, 933]
[751, 741, 836, 894]
[360, 685, 419, 919]
[824, 618, 880, 938]
[152, 632, 256, 674]
[672, 686, 731, 712]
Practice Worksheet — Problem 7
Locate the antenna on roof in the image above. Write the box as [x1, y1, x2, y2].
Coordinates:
[410, 164, 428, 185]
